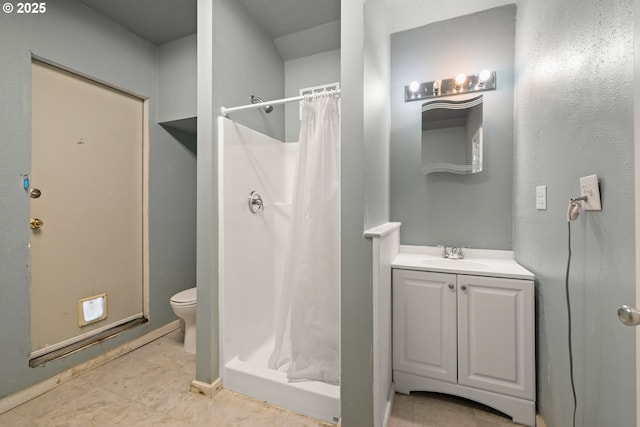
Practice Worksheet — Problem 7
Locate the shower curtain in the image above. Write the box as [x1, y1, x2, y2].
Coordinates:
[269, 92, 340, 384]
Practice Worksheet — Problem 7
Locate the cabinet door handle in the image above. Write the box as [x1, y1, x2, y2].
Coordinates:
[460, 285, 467, 291]
[448, 283, 454, 290]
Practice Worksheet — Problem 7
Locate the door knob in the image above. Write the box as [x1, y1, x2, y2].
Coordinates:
[618, 305, 640, 326]
[30, 218, 44, 230]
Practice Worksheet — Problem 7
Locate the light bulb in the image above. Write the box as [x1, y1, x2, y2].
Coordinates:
[479, 69, 492, 82]
[455, 73, 467, 85]
[433, 79, 441, 95]
[409, 81, 420, 92]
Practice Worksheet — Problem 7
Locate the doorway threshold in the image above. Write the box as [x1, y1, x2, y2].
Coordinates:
[29, 317, 148, 368]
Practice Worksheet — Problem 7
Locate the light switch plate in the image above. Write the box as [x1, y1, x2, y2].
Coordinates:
[536, 185, 547, 210]
[580, 174, 602, 211]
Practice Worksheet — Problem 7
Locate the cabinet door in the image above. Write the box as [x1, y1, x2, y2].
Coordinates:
[393, 269, 457, 384]
[457, 275, 534, 399]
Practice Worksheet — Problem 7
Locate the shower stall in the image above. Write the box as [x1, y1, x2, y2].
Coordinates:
[217, 115, 340, 423]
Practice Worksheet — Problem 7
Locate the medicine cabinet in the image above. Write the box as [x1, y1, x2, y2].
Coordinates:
[421, 95, 483, 175]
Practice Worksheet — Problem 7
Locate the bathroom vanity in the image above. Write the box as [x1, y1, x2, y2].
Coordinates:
[391, 246, 535, 426]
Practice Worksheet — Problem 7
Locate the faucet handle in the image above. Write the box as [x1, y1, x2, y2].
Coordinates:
[437, 244, 448, 258]
[458, 247, 465, 258]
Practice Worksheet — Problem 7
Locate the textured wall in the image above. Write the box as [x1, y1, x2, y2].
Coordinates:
[0, 0, 196, 398]
[513, 0, 635, 425]
[390, 6, 516, 249]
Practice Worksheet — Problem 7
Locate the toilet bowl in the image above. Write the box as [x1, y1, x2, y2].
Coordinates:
[170, 287, 196, 353]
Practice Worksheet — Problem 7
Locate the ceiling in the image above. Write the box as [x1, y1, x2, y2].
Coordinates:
[77, 0, 197, 45]
[237, 0, 340, 39]
[77, 0, 339, 47]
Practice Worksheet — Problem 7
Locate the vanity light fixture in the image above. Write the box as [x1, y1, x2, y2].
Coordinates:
[404, 69, 496, 102]
[455, 73, 467, 88]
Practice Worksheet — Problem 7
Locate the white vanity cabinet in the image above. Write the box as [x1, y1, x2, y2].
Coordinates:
[392, 267, 535, 426]
[392, 270, 458, 384]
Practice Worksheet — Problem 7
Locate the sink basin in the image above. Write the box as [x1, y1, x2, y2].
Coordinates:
[421, 259, 490, 270]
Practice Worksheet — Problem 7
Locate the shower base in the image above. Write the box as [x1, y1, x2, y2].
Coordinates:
[223, 338, 340, 423]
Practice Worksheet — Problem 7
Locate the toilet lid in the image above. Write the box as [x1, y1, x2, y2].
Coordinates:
[171, 287, 196, 305]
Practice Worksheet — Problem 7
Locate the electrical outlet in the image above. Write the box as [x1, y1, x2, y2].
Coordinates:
[536, 185, 547, 210]
[580, 174, 602, 211]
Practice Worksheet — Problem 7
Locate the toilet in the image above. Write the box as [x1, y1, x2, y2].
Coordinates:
[170, 287, 197, 353]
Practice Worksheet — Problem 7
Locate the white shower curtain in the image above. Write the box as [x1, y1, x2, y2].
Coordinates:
[269, 92, 340, 384]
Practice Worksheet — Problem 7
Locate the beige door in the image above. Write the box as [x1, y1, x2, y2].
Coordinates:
[30, 60, 144, 357]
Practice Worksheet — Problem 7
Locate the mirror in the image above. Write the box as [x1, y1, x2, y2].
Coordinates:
[420, 95, 483, 174]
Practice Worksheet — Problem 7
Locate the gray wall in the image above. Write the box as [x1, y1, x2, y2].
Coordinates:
[284, 49, 341, 142]
[341, 0, 390, 425]
[195, 0, 285, 384]
[387, 0, 516, 34]
[195, 0, 217, 384]
[158, 34, 197, 123]
[0, 0, 196, 398]
[212, 0, 285, 141]
[513, 0, 635, 425]
[364, 0, 391, 230]
[390, 6, 515, 249]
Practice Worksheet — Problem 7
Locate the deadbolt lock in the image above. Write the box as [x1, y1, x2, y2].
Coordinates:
[30, 188, 41, 198]
[30, 218, 44, 230]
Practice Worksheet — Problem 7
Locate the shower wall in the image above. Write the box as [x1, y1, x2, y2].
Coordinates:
[218, 117, 298, 365]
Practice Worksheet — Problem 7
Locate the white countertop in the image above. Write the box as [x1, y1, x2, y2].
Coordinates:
[392, 245, 534, 280]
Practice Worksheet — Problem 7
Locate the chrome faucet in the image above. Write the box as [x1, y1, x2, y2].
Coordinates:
[449, 247, 464, 259]
[437, 245, 464, 259]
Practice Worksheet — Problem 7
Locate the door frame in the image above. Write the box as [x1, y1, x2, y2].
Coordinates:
[29, 55, 151, 350]
[634, 0, 640, 423]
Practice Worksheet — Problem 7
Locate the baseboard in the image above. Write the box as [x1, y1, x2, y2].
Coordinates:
[190, 377, 223, 398]
[383, 383, 396, 427]
[0, 320, 180, 415]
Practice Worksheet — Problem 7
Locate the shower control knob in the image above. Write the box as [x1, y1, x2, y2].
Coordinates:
[248, 191, 265, 213]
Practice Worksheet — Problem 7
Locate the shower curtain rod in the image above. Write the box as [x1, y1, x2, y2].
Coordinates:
[219, 89, 341, 116]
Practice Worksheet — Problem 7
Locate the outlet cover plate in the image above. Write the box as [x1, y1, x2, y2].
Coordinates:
[536, 185, 547, 210]
[580, 174, 602, 211]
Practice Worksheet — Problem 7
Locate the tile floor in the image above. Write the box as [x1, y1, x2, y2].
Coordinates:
[0, 329, 522, 426]
[388, 392, 524, 427]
